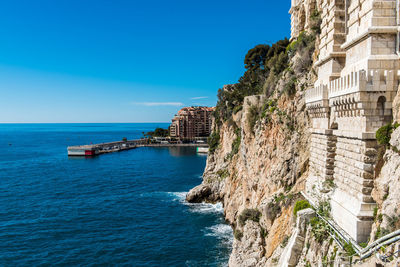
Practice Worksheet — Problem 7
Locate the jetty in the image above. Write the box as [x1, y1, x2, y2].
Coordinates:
[67, 138, 208, 156]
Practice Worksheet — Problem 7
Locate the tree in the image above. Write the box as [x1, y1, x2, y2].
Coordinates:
[244, 44, 270, 71]
[144, 128, 169, 138]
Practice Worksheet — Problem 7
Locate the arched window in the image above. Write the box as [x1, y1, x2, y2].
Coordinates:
[377, 96, 386, 116]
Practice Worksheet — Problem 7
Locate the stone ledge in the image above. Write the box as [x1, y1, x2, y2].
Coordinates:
[341, 26, 398, 50]
[332, 130, 376, 140]
[311, 128, 333, 135]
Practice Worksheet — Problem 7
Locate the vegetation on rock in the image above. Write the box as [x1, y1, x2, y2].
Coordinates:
[207, 131, 220, 153]
[376, 122, 399, 146]
[238, 208, 262, 226]
[216, 169, 229, 180]
[293, 200, 311, 216]
[227, 127, 241, 159]
[309, 217, 329, 244]
[234, 229, 243, 241]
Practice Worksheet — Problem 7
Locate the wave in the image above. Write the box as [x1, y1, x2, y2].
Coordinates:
[167, 191, 232, 267]
[166, 192, 224, 215]
[186, 202, 224, 215]
[204, 224, 233, 243]
[167, 191, 187, 202]
[204, 224, 232, 237]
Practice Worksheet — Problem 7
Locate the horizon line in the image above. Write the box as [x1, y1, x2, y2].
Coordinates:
[0, 122, 171, 124]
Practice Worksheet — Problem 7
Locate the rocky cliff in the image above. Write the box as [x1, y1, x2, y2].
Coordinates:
[186, 46, 325, 265]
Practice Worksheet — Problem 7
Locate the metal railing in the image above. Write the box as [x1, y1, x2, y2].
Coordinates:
[300, 191, 400, 264]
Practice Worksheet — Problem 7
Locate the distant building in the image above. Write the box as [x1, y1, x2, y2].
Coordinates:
[169, 106, 214, 139]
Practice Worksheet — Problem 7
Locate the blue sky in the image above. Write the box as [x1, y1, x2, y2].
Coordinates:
[0, 0, 290, 123]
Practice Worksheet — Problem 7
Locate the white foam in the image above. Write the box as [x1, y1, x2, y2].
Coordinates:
[204, 223, 234, 252]
[166, 191, 187, 202]
[166, 192, 224, 214]
[205, 224, 233, 238]
[186, 202, 224, 215]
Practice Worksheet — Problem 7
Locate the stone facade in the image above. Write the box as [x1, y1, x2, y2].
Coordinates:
[293, 0, 400, 242]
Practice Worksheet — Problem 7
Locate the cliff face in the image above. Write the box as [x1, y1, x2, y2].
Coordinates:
[371, 126, 400, 242]
[187, 68, 318, 265]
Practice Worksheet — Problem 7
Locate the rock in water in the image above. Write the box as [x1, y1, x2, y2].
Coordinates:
[186, 184, 211, 203]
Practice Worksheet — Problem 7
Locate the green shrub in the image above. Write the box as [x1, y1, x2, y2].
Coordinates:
[247, 105, 260, 132]
[280, 235, 290, 248]
[385, 214, 400, 232]
[231, 128, 241, 155]
[317, 201, 331, 218]
[260, 227, 268, 238]
[373, 207, 378, 222]
[239, 209, 262, 226]
[378, 213, 383, 223]
[234, 229, 243, 240]
[216, 169, 229, 180]
[376, 122, 399, 146]
[283, 76, 297, 96]
[343, 242, 356, 257]
[375, 226, 391, 240]
[233, 105, 243, 114]
[208, 131, 220, 153]
[310, 217, 329, 243]
[293, 200, 311, 216]
[359, 242, 368, 248]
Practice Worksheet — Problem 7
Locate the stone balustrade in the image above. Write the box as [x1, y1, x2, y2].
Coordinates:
[307, 69, 399, 101]
[328, 70, 366, 98]
[305, 84, 328, 104]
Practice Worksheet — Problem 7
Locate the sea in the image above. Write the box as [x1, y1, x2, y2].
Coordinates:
[0, 123, 232, 266]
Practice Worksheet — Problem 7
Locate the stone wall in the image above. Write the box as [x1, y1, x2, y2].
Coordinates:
[298, 0, 400, 242]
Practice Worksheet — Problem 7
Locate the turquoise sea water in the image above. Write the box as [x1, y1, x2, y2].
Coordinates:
[0, 123, 232, 266]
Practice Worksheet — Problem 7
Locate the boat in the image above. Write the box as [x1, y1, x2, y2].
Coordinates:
[196, 147, 209, 154]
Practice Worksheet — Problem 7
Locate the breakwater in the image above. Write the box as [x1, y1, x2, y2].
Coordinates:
[67, 139, 208, 156]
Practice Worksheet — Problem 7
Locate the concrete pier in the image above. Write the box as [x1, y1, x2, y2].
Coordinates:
[67, 139, 208, 156]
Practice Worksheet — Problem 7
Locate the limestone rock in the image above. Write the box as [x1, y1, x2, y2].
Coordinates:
[371, 129, 400, 234]
[229, 221, 266, 267]
[389, 127, 400, 150]
[392, 87, 400, 123]
[186, 184, 211, 203]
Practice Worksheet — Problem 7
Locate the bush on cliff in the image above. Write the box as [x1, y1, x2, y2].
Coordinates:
[216, 169, 229, 180]
[293, 200, 311, 216]
[234, 229, 243, 241]
[227, 127, 241, 160]
[247, 105, 260, 133]
[239, 209, 262, 226]
[208, 131, 220, 153]
[310, 217, 329, 243]
[376, 122, 399, 146]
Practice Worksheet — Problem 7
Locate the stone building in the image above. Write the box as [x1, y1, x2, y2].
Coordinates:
[292, 0, 400, 242]
[169, 106, 214, 139]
